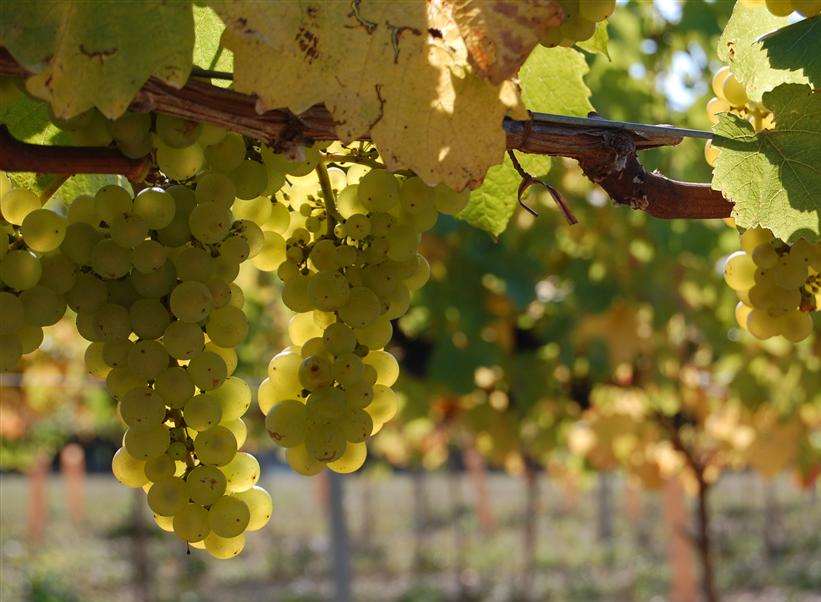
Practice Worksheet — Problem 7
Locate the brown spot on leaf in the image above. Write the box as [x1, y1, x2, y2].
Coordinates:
[296, 27, 319, 62]
[79, 44, 117, 64]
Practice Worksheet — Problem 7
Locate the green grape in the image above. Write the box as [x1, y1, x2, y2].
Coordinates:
[147, 477, 187, 516]
[144, 455, 176, 483]
[277, 260, 299, 283]
[265, 399, 307, 447]
[208, 495, 251, 537]
[305, 422, 346, 462]
[579, 0, 616, 21]
[186, 465, 227, 505]
[340, 409, 373, 443]
[220, 452, 259, 493]
[257, 377, 279, 415]
[108, 273, 139, 309]
[174, 246, 213, 283]
[66, 194, 98, 226]
[433, 184, 469, 215]
[170, 280, 213, 323]
[298, 355, 333, 390]
[204, 532, 245, 559]
[765, 0, 795, 15]
[776, 310, 813, 342]
[205, 305, 249, 348]
[129, 298, 171, 339]
[67, 110, 113, 146]
[20, 208, 67, 252]
[250, 230, 286, 271]
[117, 134, 153, 159]
[344, 381, 374, 410]
[233, 486, 272, 531]
[235, 220, 265, 259]
[109, 214, 148, 248]
[338, 287, 380, 328]
[157, 142, 204, 181]
[1, 250, 42, 290]
[323, 322, 357, 355]
[723, 251, 757, 291]
[188, 351, 228, 391]
[111, 447, 148, 488]
[0, 333, 22, 371]
[399, 177, 436, 215]
[332, 352, 364, 386]
[155, 114, 202, 148]
[749, 280, 800, 312]
[153, 513, 175, 532]
[208, 377, 251, 422]
[384, 285, 410, 320]
[1, 188, 40, 225]
[133, 188, 176, 229]
[560, 15, 596, 42]
[746, 309, 780, 340]
[263, 202, 290, 234]
[301, 336, 329, 359]
[131, 260, 177, 298]
[751, 241, 780, 269]
[102, 339, 132, 368]
[772, 255, 808, 289]
[307, 271, 350, 311]
[206, 277, 232, 309]
[0, 291, 24, 334]
[39, 253, 78, 294]
[222, 418, 247, 448]
[286, 444, 324, 476]
[308, 239, 341, 272]
[127, 340, 170, 380]
[386, 224, 419, 261]
[195, 172, 237, 207]
[363, 351, 399, 386]
[327, 441, 367, 474]
[84, 342, 110, 377]
[282, 273, 313, 312]
[194, 425, 237, 466]
[19, 285, 66, 327]
[91, 239, 131, 279]
[93, 303, 131, 341]
[357, 170, 399, 212]
[204, 132, 246, 173]
[219, 236, 251, 265]
[345, 214, 371, 240]
[735, 301, 753, 330]
[198, 123, 228, 146]
[722, 73, 749, 108]
[262, 146, 320, 178]
[173, 503, 211, 542]
[334, 184, 365, 219]
[94, 185, 133, 224]
[184, 393, 223, 431]
[366, 384, 398, 426]
[76, 310, 104, 342]
[106, 366, 144, 400]
[267, 349, 304, 391]
[18, 325, 43, 355]
[155, 366, 195, 409]
[111, 111, 151, 144]
[124, 425, 170, 460]
[205, 342, 238, 377]
[67, 273, 108, 313]
[213, 256, 240, 282]
[120, 387, 167, 427]
[230, 160, 268, 200]
[398, 200, 438, 232]
[189, 202, 232, 244]
[741, 227, 775, 254]
[705, 97, 730, 126]
[61, 222, 102, 265]
[306, 387, 345, 417]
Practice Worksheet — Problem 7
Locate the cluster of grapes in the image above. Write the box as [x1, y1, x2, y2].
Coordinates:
[742, 0, 821, 17]
[541, 0, 616, 47]
[724, 227, 819, 342]
[703, 66, 774, 167]
[256, 151, 468, 476]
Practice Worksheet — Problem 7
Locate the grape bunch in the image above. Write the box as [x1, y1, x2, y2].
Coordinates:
[541, 0, 616, 48]
[0, 173, 71, 369]
[256, 148, 468, 476]
[703, 66, 774, 167]
[741, 0, 821, 17]
[724, 227, 819, 342]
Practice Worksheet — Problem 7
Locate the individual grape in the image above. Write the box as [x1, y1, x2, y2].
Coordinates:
[0, 291, 24, 333]
[111, 111, 151, 145]
[157, 142, 204, 180]
[188, 351, 228, 390]
[93, 303, 132, 341]
[18, 325, 44, 355]
[735, 302, 753, 330]
[120, 387, 167, 428]
[174, 246, 213, 283]
[147, 477, 187, 516]
[233, 486, 272, 531]
[220, 452, 260, 493]
[189, 202, 232, 244]
[155, 366, 195, 409]
[208, 377, 252, 422]
[765, 0, 795, 15]
[133, 188, 176, 229]
[772, 255, 807, 289]
[184, 393, 223, 431]
[1, 250, 42, 290]
[722, 73, 748, 108]
[304, 422, 346, 462]
[776, 310, 813, 342]
[263, 146, 320, 177]
[751, 241, 780, 269]
[205, 305, 249, 347]
[102, 339, 132, 368]
[344, 381, 374, 410]
[265, 400, 307, 447]
[399, 177, 436, 215]
[705, 97, 730, 125]
[344, 213, 371, 240]
[704, 140, 720, 168]
[1, 188, 40, 225]
[579, 0, 616, 21]
[205, 341, 238, 376]
[723, 251, 757, 291]
[306, 387, 345, 417]
[712, 66, 732, 99]
[366, 385, 399, 426]
[323, 322, 357, 355]
[84, 342, 110, 377]
[170, 280, 213, 323]
[173, 503, 211, 543]
[219, 236, 251, 266]
[124, 425, 170, 460]
[286, 444, 325, 476]
[340, 409, 373, 443]
[204, 532, 245, 559]
[123, 340, 167, 379]
[94, 185, 133, 224]
[198, 123, 228, 146]
[39, 253, 78, 294]
[222, 418, 248, 448]
[357, 170, 399, 212]
[327, 442, 367, 474]
[338, 287, 380, 328]
[67, 194, 99, 226]
[282, 272, 313, 312]
[106, 366, 144, 401]
[20, 208, 67, 252]
[109, 214, 148, 248]
[144, 455, 176, 482]
[153, 513, 175, 533]
[386, 224, 419, 261]
[332, 353, 364, 387]
[195, 425, 238, 466]
[362, 351, 399, 386]
[156, 114, 203, 148]
[299, 355, 333, 390]
[111, 447, 149, 488]
[0, 333, 22, 371]
[307, 271, 350, 310]
[195, 172, 237, 207]
[91, 239, 131, 279]
[746, 309, 780, 339]
[61, 222, 102, 265]
[130, 298, 171, 339]
[67, 273, 108, 313]
[257, 378, 280, 415]
[204, 132, 246, 173]
[308, 239, 341, 272]
[230, 160, 268, 200]
[76, 311, 104, 343]
[186, 465, 228, 506]
[251, 230, 286, 271]
[741, 227, 775, 254]
[206, 277, 232, 309]
[131, 260, 177, 298]
[263, 202, 290, 234]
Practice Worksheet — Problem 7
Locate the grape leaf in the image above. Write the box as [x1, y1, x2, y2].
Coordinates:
[759, 17, 820, 92]
[711, 84, 820, 243]
[0, 1, 194, 119]
[576, 22, 610, 59]
[459, 156, 520, 236]
[716, 2, 805, 103]
[193, 4, 232, 88]
[211, 0, 525, 191]
[448, 0, 564, 84]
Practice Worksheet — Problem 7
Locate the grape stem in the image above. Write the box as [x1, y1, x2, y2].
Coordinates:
[322, 152, 384, 170]
[315, 161, 341, 235]
[507, 150, 578, 225]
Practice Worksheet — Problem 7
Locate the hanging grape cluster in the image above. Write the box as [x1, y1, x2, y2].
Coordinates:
[255, 148, 468, 476]
[541, 0, 616, 47]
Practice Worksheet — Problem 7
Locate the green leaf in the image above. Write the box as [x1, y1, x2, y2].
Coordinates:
[716, 2, 805, 102]
[759, 17, 820, 92]
[711, 84, 820, 243]
[193, 5, 232, 88]
[459, 155, 520, 237]
[520, 46, 594, 117]
[0, 1, 195, 119]
[576, 22, 610, 59]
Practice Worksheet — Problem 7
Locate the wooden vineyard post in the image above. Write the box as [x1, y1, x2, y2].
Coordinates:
[663, 477, 698, 602]
[327, 471, 352, 602]
[463, 445, 495, 534]
[60, 443, 86, 524]
[27, 453, 50, 544]
[521, 463, 541, 600]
